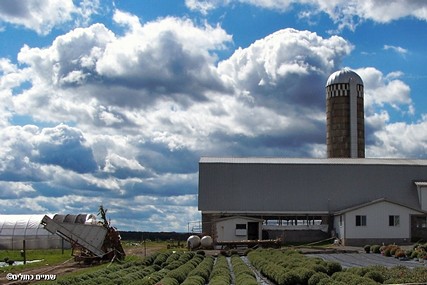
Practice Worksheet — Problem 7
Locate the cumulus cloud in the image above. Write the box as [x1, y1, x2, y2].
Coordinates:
[13, 12, 233, 125]
[0, 124, 97, 180]
[186, 0, 427, 30]
[215, 28, 352, 153]
[0, 0, 100, 35]
[219, 29, 352, 108]
[352, 67, 425, 159]
[1, 14, 360, 229]
[356, 67, 413, 113]
[0, 181, 36, 199]
[367, 119, 427, 158]
[1, 9, 423, 231]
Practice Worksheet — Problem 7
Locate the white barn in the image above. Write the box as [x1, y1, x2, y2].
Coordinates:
[198, 157, 427, 246]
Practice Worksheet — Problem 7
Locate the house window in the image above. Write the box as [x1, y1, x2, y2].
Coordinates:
[235, 223, 247, 236]
[339, 215, 343, 227]
[355, 215, 366, 226]
[236, 224, 246, 230]
[389, 215, 400, 226]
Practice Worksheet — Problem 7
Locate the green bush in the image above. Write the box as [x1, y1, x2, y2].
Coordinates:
[345, 266, 370, 277]
[326, 261, 342, 275]
[370, 245, 381, 254]
[318, 279, 346, 285]
[181, 275, 205, 285]
[308, 272, 329, 285]
[364, 270, 385, 283]
[155, 277, 179, 285]
[383, 248, 391, 257]
[187, 255, 214, 282]
[292, 267, 316, 285]
[308, 264, 328, 274]
[363, 245, 371, 253]
[153, 252, 172, 266]
[231, 255, 257, 285]
[209, 255, 231, 285]
[332, 272, 378, 285]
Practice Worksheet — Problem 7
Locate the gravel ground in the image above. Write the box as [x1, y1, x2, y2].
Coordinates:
[240, 256, 275, 285]
[306, 253, 427, 269]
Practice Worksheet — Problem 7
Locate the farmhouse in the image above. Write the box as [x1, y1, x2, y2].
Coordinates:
[198, 69, 427, 246]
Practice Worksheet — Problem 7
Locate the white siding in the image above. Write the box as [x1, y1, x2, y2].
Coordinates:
[344, 201, 420, 240]
[417, 185, 427, 211]
[334, 214, 345, 240]
[215, 217, 261, 242]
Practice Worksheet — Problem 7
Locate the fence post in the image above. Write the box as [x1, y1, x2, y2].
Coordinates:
[22, 240, 26, 265]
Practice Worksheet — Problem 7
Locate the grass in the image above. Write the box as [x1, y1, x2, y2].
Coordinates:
[0, 249, 73, 274]
[0, 240, 176, 275]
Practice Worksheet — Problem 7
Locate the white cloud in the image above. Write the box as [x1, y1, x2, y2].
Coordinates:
[13, 13, 233, 126]
[367, 120, 427, 158]
[0, 0, 100, 35]
[218, 28, 352, 111]
[186, 0, 427, 30]
[383, 45, 408, 57]
[1, 10, 424, 231]
[356, 67, 413, 114]
[0, 181, 36, 199]
[185, 0, 229, 15]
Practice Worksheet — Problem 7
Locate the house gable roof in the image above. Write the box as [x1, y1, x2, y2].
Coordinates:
[333, 198, 426, 215]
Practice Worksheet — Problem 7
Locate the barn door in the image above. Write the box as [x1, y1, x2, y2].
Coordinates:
[247, 222, 259, 240]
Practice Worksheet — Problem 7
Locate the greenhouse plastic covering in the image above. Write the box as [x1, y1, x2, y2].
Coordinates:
[0, 214, 97, 250]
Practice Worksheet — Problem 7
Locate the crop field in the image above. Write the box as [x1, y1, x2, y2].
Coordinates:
[32, 247, 427, 285]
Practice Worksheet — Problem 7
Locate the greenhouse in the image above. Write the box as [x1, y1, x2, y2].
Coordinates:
[0, 214, 97, 250]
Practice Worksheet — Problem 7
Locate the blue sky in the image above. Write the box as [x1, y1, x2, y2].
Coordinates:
[1, 0, 427, 232]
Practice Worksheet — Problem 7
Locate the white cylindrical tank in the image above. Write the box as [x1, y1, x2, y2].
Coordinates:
[200, 236, 213, 248]
[187, 235, 201, 249]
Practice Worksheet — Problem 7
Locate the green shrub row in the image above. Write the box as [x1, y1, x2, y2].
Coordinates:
[208, 255, 231, 285]
[164, 252, 196, 270]
[181, 275, 206, 285]
[248, 249, 342, 285]
[164, 251, 182, 265]
[367, 243, 423, 259]
[153, 251, 173, 266]
[345, 265, 427, 284]
[44, 262, 160, 285]
[141, 252, 161, 266]
[186, 255, 214, 282]
[37, 248, 427, 285]
[230, 255, 257, 285]
[155, 253, 204, 285]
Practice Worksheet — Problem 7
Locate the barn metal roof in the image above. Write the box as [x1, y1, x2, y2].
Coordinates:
[200, 157, 427, 166]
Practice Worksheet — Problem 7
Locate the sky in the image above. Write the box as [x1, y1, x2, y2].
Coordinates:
[1, 0, 427, 232]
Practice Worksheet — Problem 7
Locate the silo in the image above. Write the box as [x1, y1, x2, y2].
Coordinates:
[326, 68, 364, 158]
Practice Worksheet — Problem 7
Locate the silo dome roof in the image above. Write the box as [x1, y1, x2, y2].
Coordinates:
[326, 68, 363, 87]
